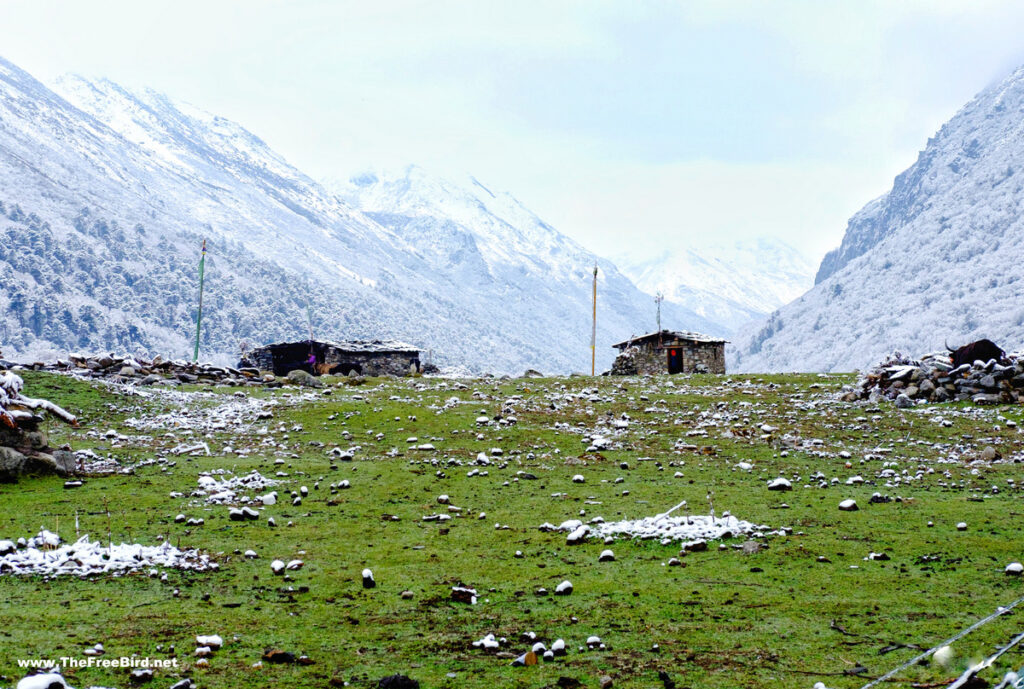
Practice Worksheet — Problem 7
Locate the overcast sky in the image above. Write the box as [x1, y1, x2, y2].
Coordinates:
[2, 0, 1024, 264]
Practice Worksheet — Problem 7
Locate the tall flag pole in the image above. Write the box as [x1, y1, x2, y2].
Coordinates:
[193, 239, 207, 362]
[591, 263, 598, 376]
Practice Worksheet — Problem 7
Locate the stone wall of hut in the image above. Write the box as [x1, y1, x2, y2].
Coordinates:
[247, 345, 420, 377]
[670, 340, 726, 374]
[321, 350, 420, 377]
[611, 341, 726, 375]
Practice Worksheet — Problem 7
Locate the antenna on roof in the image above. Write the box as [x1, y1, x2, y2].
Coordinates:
[655, 292, 664, 345]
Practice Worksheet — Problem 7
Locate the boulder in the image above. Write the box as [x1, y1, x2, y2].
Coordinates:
[26, 451, 77, 476]
[287, 369, 323, 388]
[0, 446, 27, 481]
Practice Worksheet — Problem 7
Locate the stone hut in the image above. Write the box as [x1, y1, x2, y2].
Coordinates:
[611, 330, 727, 375]
[242, 339, 421, 377]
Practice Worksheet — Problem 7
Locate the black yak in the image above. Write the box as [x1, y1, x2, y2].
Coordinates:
[946, 338, 1007, 368]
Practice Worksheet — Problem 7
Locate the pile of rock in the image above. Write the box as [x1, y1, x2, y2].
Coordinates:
[841, 350, 1024, 406]
[609, 346, 640, 376]
[1, 372, 78, 481]
[8, 353, 267, 388]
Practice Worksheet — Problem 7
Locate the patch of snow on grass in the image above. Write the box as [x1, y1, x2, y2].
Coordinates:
[196, 471, 281, 504]
[545, 512, 774, 546]
[0, 530, 212, 579]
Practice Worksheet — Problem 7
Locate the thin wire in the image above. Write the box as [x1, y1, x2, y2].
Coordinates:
[860, 595, 1024, 689]
[948, 629, 1024, 689]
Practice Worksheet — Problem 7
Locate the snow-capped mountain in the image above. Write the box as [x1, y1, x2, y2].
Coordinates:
[616, 238, 816, 331]
[732, 64, 1024, 372]
[0, 55, 723, 373]
[326, 165, 723, 358]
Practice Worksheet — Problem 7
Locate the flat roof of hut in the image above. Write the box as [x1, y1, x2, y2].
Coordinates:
[612, 330, 728, 349]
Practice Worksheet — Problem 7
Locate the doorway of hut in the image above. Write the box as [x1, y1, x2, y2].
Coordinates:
[667, 347, 682, 374]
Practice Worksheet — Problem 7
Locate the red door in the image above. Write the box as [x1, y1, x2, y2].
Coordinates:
[667, 348, 682, 374]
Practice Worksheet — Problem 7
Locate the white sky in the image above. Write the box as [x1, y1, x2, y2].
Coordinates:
[2, 0, 1024, 264]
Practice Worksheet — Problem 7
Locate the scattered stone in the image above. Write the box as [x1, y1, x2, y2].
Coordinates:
[741, 541, 762, 554]
[980, 446, 1000, 461]
[377, 675, 420, 689]
[196, 634, 223, 650]
[510, 651, 538, 667]
[262, 649, 296, 664]
[129, 668, 154, 684]
[363, 568, 376, 588]
[451, 586, 478, 604]
[598, 549, 615, 562]
[838, 499, 858, 511]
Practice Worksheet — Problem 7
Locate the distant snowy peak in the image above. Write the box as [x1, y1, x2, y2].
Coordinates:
[327, 166, 613, 280]
[617, 238, 816, 330]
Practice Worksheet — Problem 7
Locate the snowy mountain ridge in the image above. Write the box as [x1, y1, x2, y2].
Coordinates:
[732, 63, 1024, 372]
[617, 238, 816, 332]
[0, 55, 731, 373]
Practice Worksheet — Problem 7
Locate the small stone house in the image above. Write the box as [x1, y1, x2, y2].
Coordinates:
[242, 340, 421, 377]
[611, 330, 727, 375]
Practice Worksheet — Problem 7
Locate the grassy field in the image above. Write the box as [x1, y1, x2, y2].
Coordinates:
[2, 370, 1024, 689]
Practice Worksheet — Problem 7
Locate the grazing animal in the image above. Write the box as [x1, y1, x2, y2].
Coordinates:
[946, 338, 1007, 368]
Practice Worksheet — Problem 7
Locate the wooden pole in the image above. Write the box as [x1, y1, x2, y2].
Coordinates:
[591, 264, 598, 376]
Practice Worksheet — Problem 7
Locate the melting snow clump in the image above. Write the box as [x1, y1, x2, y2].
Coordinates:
[545, 512, 775, 546]
[0, 529, 212, 579]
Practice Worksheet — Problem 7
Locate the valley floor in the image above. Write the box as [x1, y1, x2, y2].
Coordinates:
[2, 371, 1024, 689]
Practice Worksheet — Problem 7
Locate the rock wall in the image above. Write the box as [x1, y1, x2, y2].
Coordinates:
[324, 351, 420, 377]
[0, 415, 77, 482]
[673, 342, 726, 374]
[841, 350, 1024, 406]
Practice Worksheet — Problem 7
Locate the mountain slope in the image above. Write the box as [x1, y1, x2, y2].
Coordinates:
[732, 64, 1024, 372]
[0, 56, 724, 373]
[616, 238, 815, 332]
[328, 166, 724, 365]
